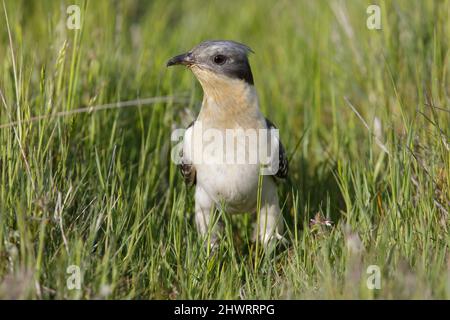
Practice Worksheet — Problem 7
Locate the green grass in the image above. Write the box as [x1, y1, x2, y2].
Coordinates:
[0, 0, 449, 299]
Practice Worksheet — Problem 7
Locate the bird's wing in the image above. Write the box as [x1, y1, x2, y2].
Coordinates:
[179, 121, 196, 186]
[265, 118, 289, 179]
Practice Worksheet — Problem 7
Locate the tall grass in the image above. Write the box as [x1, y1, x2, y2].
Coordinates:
[0, 0, 449, 299]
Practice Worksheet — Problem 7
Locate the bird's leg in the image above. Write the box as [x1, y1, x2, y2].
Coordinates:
[195, 186, 223, 248]
[257, 202, 284, 246]
[254, 182, 285, 247]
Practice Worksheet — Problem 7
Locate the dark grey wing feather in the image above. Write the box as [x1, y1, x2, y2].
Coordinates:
[179, 157, 196, 186]
[265, 118, 288, 179]
[179, 121, 196, 186]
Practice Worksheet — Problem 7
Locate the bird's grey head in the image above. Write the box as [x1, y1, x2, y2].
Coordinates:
[167, 40, 254, 85]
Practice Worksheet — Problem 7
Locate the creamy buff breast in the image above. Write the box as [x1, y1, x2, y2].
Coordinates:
[191, 66, 266, 130]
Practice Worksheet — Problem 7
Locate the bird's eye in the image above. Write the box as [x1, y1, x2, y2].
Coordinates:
[213, 55, 227, 65]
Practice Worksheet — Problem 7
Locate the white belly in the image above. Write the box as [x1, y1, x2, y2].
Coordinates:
[196, 163, 259, 212]
[184, 117, 270, 212]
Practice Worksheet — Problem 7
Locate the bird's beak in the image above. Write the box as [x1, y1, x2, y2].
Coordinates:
[166, 52, 194, 67]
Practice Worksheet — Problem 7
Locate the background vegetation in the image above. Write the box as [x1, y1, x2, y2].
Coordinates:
[0, 0, 449, 299]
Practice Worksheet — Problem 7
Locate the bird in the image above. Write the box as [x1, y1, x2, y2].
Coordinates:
[167, 40, 288, 247]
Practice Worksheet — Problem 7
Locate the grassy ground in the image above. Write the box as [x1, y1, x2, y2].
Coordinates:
[0, 0, 449, 299]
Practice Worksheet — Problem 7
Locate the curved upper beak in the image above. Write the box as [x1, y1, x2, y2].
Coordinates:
[166, 52, 194, 67]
